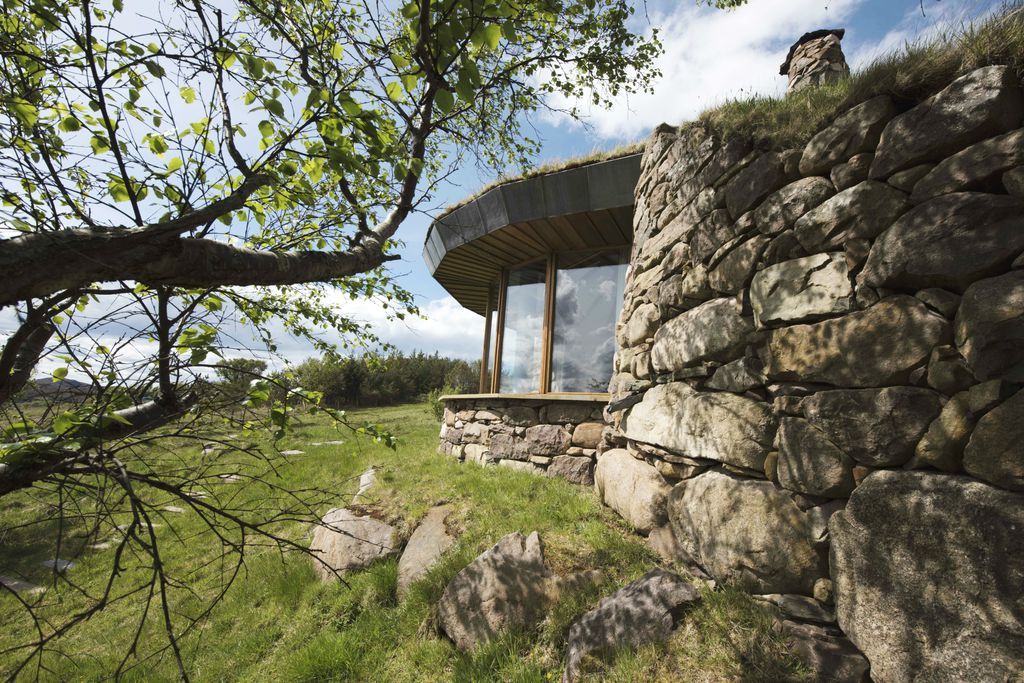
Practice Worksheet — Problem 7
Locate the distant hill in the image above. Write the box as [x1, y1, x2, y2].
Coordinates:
[20, 377, 93, 400]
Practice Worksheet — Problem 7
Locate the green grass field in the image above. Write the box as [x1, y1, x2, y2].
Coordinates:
[0, 403, 805, 682]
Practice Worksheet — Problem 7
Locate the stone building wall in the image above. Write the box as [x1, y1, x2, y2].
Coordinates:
[439, 398, 607, 485]
[604, 64, 1024, 681]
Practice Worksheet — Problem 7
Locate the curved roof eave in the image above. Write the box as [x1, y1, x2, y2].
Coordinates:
[422, 153, 642, 315]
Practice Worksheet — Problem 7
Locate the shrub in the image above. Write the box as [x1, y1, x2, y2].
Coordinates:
[426, 385, 457, 421]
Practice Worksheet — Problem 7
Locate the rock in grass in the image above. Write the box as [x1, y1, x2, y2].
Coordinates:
[437, 531, 599, 652]
[779, 620, 871, 683]
[397, 505, 456, 598]
[0, 575, 44, 595]
[309, 508, 399, 580]
[41, 559, 73, 572]
[562, 569, 700, 682]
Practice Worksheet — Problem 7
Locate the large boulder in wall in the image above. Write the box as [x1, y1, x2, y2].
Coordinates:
[858, 193, 1024, 292]
[954, 269, 1024, 382]
[830, 470, 1024, 682]
[869, 65, 1024, 179]
[650, 297, 756, 372]
[594, 449, 671, 534]
[667, 470, 834, 595]
[764, 295, 951, 388]
[621, 382, 776, 471]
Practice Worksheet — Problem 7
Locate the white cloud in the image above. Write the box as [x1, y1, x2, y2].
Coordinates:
[545, 0, 863, 139]
[846, 0, 1002, 69]
[544, 0, 1002, 140]
[286, 293, 485, 363]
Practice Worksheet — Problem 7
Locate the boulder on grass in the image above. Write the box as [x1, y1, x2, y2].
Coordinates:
[437, 531, 598, 652]
[397, 505, 456, 598]
[310, 508, 399, 580]
[562, 569, 700, 682]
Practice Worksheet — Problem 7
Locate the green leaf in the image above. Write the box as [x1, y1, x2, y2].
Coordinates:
[145, 60, 165, 78]
[265, 99, 285, 118]
[385, 81, 405, 103]
[149, 134, 168, 154]
[108, 178, 130, 202]
[59, 116, 81, 132]
[455, 78, 474, 103]
[53, 412, 76, 435]
[90, 135, 110, 154]
[180, 86, 196, 103]
[340, 99, 362, 117]
[258, 120, 274, 138]
[10, 98, 37, 127]
[483, 24, 502, 50]
[167, 156, 183, 172]
[435, 88, 454, 115]
[52, 367, 68, 381]
[331, 42, 344, 60]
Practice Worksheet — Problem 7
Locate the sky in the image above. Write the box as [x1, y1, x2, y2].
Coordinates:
[1, 0, 1008, 376]
[373, 0, 1005, 362]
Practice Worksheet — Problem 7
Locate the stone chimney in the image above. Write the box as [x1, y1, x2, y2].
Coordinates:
[780, 29, 850, 92]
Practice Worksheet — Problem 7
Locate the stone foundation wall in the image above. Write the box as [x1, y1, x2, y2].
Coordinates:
[439, 398, 607, 486]
[606, 64, 1024, 680]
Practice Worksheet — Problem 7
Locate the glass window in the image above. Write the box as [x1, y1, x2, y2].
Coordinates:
[498, 261, 547, 393]
[550, 249, 628, 393]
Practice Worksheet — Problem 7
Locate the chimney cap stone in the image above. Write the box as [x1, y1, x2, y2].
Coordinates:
[780, 28, 846, 75]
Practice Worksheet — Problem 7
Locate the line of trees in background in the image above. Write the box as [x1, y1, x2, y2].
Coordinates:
[214, 352, 478, 410]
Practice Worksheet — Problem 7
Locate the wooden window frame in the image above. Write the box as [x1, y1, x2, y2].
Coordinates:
[487, 246, 627, 396]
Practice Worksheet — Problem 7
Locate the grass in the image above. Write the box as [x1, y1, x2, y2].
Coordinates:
[695, 2, 1024, 150]
[0, 404, 806, 681]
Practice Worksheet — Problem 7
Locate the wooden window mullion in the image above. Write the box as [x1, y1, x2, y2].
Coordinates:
[491, 269, 508, 393]
[541, 254, 556, 394]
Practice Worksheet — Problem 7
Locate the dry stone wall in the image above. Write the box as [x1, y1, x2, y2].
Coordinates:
[608, 64, 1024, 680]
[439, 398, 606, 485]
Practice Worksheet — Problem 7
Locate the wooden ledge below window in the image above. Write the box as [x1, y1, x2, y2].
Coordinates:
[439, 393, 609, 403]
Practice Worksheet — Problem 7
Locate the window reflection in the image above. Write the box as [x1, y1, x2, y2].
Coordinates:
[498, 261, 546, 393]
[550, 249, 628, 393]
